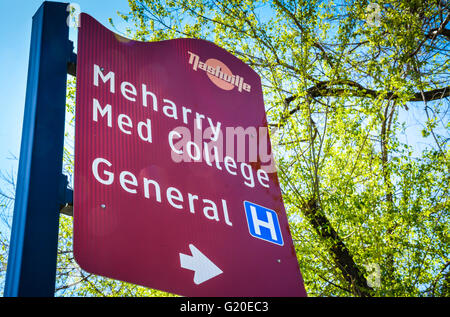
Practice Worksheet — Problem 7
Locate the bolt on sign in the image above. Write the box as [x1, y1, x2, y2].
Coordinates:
[74, 13, 307, 297]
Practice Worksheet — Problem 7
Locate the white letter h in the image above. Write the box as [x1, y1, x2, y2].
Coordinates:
[250, 206, 277, 241]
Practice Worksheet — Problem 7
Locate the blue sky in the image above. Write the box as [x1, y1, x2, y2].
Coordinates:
[0, 0, 131, 190]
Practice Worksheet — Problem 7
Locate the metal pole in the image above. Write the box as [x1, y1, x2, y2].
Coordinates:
[4, 1, 72, 297]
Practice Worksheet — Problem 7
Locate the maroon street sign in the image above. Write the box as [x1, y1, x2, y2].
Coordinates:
[74, 13, 307, 297]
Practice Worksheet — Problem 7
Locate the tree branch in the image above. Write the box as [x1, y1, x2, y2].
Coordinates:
[278, 81, 450, 124]
[305, 80, 450, 101]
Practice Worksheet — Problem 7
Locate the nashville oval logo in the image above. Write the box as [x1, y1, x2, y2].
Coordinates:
[188, 51, 251, 93]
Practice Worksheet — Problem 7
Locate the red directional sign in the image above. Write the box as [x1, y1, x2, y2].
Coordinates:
[74, 13, 307, 296]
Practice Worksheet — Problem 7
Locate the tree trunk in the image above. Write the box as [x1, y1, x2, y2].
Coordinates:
[302, 198, 374, 296]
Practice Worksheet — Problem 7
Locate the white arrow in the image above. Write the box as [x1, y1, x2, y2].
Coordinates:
[179, 244, 223, 285]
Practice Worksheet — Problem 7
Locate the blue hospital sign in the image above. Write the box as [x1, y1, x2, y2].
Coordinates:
[244, 201, 284, 246]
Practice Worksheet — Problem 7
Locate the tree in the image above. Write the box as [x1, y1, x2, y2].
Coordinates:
[114, 0, 449, 296]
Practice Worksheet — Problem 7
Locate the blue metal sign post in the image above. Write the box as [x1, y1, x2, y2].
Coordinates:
[4, 1, 74, 297]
